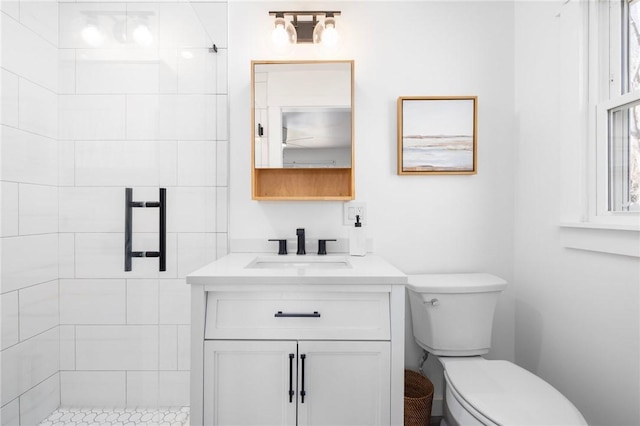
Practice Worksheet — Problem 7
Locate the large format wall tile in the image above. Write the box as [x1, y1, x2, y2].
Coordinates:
[75, 325, 159, 370]
[19, 184, 58, 235]
[1, 182, 19, 237]
[1, 292, 19, 350]
[0, 398, 19, 426]
[74, 140, 177, 187]
[19, 373, 60, 426]
[1, 234, 58, 293]
[126, 279, 158, 325]
[60, 371, 126, 407]
[19, 74, 58, 139]
[19, 280, 59, 340]
[19, 0, 59, 46]
[1, 327, 59, 406]
[59, 95, 126, 140]
[1, 13, 58, 90]
[60, 279, 125, 325]
[1, 126, 58, 185]
[1, 69, 19, 127]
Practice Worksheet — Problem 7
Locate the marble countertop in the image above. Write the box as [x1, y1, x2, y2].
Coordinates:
[186, 253, 408, 286]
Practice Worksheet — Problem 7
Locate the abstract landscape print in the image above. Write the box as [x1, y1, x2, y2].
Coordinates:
[398, 96, 477, 175]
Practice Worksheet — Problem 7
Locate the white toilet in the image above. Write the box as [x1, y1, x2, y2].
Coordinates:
[407, 273, 587, 426]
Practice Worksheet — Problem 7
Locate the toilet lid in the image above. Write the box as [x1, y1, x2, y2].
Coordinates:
[445, 359, 587, 425]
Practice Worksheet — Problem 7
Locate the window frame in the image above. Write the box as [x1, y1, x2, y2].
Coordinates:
[588, 0, 640, 228]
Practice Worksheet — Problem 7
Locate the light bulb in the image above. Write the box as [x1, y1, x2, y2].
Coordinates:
[271, 16, 296, 55]
[81, 24, 105, 47]
[313, 16, 340, 53]
[133, 24, 153, 46]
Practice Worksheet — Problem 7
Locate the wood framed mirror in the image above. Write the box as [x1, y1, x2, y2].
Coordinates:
[251, 60, 355, 200]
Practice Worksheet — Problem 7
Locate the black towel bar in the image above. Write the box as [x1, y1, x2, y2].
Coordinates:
[125, 188, 166, 272]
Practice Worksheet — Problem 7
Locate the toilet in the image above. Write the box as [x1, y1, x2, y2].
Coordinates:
[407, 273, 587, 426]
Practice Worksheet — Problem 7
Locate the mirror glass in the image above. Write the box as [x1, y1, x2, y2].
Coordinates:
[253, 61, 353, 168]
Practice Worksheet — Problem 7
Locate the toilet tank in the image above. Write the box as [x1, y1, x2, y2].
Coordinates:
[407, 273, 507, 356]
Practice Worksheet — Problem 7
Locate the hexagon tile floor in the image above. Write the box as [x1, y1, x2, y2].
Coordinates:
[37, 407, 189, 426]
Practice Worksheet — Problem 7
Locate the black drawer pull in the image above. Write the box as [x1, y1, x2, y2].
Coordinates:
[275, 311, 321, 318]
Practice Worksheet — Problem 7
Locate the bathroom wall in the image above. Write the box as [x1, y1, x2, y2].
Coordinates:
[1, 2, 61, 424]
[228, 0, 516, 414]
[55, 1, 228, 408]
[513, 2, 640, 425]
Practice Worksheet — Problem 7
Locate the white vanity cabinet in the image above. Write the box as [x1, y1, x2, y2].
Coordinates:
[187, 254, 407, 426]
[204, 340, 390, 426]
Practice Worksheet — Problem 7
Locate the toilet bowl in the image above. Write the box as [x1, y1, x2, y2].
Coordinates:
[407, 274, 587, 426]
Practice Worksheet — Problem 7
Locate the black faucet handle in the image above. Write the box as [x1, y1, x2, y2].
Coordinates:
[317, 239, 337, 255]
[268, 239, 288, 255]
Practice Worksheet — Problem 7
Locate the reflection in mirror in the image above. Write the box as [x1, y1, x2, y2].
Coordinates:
[253, 61, 353, 169]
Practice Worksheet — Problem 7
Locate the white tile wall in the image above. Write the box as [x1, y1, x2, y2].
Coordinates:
[59, 95, 126, 140]
[19, 373, 60, 426]
[176, 232, 216, 277]
[60, 371, 126, 407]
[19, 280, 59, 340]
[0, 398, 19, 426]
[1, 234, 58, 293]
[177, 141, 216, 186]
[75, 49, 162, 94]
[74, 140, 177, 187]
[1, 126, 58, 185]
[126, 279, 159, 324]
[19, 78, 58, 139]
[168, 187, 216, 232]
[19, 184, 59, 235]
[58, 233, 75, 278]
[75, 325, 159, 370]
[1, 13, 58, 90]
[1, 5, 60, 424]
[159, 325, 178, 370]
[59, 325, 76, 370]
[60, 279, 126, 324]
[177, 325, 190, 371]
[58, 140, 75, 186]
[1, 327, 59, 406]
[158, 371, 189, 406]
[54, 0, 229, 409]
[1, 182, 19, 237]
[126, 94, 217, 140]
[1, 291, 19, 350]
[125, 372, 160, 407]
[19, 0, 59, 46]
[1, 69, 19, 127]
[158, 280, 189, 325]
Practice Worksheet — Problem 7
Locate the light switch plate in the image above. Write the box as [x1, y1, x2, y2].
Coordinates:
[343, 202, 367, 225]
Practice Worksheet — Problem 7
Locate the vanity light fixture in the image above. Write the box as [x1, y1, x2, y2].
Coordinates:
[269, 11, 341, 48]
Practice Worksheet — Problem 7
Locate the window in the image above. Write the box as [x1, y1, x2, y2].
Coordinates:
[593, 0, 640, 224]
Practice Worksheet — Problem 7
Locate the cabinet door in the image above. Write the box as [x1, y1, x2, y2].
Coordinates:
[297, 341, 391, 426]
[204, 340, 297, 426]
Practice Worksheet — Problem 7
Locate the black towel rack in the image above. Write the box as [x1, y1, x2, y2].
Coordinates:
[125, 187, 166, 272]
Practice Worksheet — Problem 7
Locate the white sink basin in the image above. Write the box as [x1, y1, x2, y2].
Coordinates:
[246, 255, 352, 270]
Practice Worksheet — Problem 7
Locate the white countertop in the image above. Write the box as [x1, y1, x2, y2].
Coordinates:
[186, 253, 408, 286]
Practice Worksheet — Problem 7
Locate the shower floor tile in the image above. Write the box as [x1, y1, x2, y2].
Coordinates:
[38, 407, 189, 426]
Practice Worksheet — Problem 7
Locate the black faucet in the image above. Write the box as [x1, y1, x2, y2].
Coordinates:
[296, 228, 306, 255]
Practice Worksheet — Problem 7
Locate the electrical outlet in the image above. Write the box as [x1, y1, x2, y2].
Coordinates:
[343, 202, 367, 225]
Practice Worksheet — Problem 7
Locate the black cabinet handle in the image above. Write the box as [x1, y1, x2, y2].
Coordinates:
[275, 311, 320, 318]
[288, 353, 295, 403]
[300, 354, 306, 404]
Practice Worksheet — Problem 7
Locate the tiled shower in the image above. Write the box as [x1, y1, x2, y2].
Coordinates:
[1, 2, 228, 424]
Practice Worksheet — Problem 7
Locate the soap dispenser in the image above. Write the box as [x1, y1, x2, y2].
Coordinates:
[349, 215, 366, 256]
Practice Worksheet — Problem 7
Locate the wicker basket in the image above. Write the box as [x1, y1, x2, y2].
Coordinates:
[404, 369, 434, 426]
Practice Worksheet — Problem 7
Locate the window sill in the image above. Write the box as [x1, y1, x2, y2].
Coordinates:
[559, 222, 640, 258]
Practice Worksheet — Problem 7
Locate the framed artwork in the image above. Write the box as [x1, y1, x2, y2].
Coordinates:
[397, 96, 477, 175]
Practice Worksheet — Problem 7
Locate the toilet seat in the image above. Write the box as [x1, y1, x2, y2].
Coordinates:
[443, 359, 587, 426]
